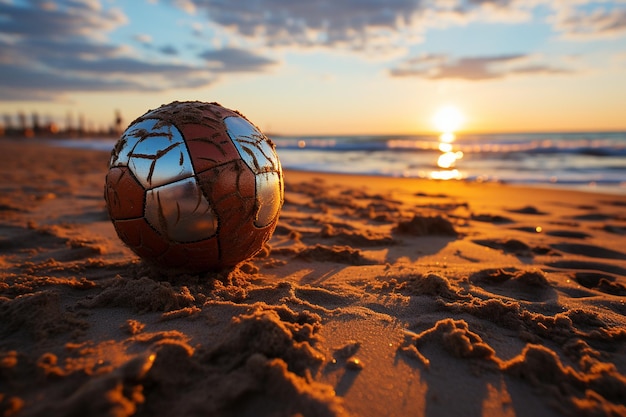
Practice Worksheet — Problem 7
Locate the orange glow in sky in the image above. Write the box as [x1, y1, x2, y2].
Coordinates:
[0, 1, 625, 135]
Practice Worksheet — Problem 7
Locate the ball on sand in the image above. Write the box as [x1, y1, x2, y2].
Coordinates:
[104, 101, 284, 272]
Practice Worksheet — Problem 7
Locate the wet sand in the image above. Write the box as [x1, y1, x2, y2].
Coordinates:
[1, 139, 625, 417]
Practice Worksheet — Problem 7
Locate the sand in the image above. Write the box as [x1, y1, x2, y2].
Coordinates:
[1, 138, 625, 417]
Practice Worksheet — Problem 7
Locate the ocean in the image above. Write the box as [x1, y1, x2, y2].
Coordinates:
[51, 131, 626, 195]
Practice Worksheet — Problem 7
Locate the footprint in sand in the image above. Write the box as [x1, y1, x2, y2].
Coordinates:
[294, 244, 377, 265]
[551, 243, 626, 260]
[603, 224, 626, 235]
[545, 230, 590, 239]
[507, 205, 547, 215]
[320, 223, 396, 247]
[570, 204, 626, 222]
[573, 271, 626, 296]
[572, 213, 614, 221]
[512, 227, 591, 239]
[468, 267, 555, 302]
[0, 224, 103, 264]
[472, 238, 554, 258]
[0, 225, 65, 254]
[470, 213, 514, 224]
[546, 260, 626, 277]
[512, 226, 591, 239]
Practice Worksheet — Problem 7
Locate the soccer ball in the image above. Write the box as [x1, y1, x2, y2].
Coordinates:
[104, 101, 284, 272]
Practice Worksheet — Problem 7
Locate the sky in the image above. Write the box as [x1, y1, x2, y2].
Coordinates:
[1, 0, 625, 135]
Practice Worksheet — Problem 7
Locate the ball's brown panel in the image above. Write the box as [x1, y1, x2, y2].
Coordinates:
[157, 238, 220, 270]
[220, 222, 275, 266]
[181, 123, 241, 173]
[198, 161, 256, 232]
[105, 167, 145, 219]
[197, 160, 255, 204]
[197, 160, 263, 266]
[113, 218, 169, 258]
[205, 102, 243, 120]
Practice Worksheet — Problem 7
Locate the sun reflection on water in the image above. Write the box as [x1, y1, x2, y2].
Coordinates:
[430, 106, 465, 180]
[439, 132, 456, 143]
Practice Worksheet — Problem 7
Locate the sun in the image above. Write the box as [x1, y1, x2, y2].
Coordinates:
[433, 106, 465, 133]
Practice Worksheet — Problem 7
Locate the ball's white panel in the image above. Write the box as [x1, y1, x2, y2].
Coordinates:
[224, 116, 282, 228]
[110, 119, 159, 167]
[126, 122, 194, 189]
[145, 178, 217, 242]
[224, 117, 280, 174]
[255, 171, 282, 227]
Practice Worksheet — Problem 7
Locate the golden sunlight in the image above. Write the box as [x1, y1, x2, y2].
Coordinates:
[431, 105, 466, 178]
[439, 132, 456, 143]
[433, 105, 465, 134]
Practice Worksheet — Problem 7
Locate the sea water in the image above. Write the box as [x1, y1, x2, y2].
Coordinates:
[49, 131, 626, 194]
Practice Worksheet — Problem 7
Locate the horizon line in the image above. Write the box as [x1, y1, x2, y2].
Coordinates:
[266, 128, 626, 138]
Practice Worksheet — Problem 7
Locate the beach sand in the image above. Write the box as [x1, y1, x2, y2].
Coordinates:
[1, 139, 626, 417]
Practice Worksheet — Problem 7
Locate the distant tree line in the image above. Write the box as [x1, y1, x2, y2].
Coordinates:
[1, 110, 124, 139]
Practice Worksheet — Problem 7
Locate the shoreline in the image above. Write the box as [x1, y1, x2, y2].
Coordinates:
[6, 136, 626, 196]
[1, 139, 626, 417]
[284, 168, 626, 197]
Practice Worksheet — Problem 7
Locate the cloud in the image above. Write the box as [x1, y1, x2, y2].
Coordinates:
[0, 0, 127, 39]
[552, 3, 626, 39]
[177, 0, 626, 53]
[199, 47, 277, 72]
[0, 34, 196, 100]
[0, 1, 148, 99]
[134, 34, 153, 45]
[451, 0, 528, 17]
[133, 37, 180, 57]
[390, 53, 572, 80]
[173, 0, 197, 14]
[0, 63, 154, 99]
[175, 0, 547, 52]
[0, 1, 248, 101]
[159, 45, 179, 56]
[0, 36, 215, 100]
[176, 0, 432, 51]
